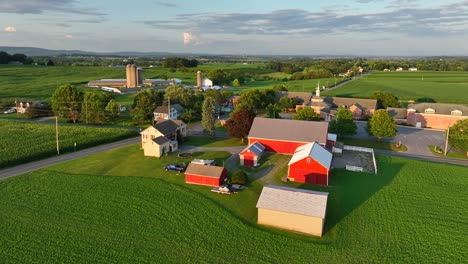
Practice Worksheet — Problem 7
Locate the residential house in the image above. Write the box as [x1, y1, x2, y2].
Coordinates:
[153, 104, 184, 121]
[140, 120, 187, 158]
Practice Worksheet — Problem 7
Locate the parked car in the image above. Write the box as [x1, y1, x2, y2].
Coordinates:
[165, 164, 186, 172]
[3, 108, 16, 114]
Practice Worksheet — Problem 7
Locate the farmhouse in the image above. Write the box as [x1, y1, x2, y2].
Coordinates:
[153, 104, 184, 121]
[239, 141, 265, 167]
[140, 120, 187, 158]
[256, 185, 329, 237]
[185, 163, 227, 187]
[248, 118, 329, 154]
[287, 142, 332, 185]
[387, 103, 468, 129]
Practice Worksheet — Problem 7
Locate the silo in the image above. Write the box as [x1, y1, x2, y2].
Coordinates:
[197, 71, 202, 88]
[126, 64, 132, 88]
[129, 64, 137, 88]
[137, 67, 144, 85]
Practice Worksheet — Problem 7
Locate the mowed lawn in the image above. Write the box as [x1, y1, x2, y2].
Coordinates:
[323, 71, 468, 103]
[0, 144, 466, 263]
[0, 120, 137, 168]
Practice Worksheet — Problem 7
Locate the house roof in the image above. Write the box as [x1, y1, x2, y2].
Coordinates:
[248, 118, 328, 144]
[288, 142, 332, 170]
[152, 120, 179, 136]
[240, 141, 265, 156]
[407, 103, 468, 116]
[276, 91, 313, 104]
[153, 136, 170, 145]
[184, 163, 226, 178]
[387, 107, 408, 119]
[327, 133, 337, 142]
[154, 104, 184, 114]
[256, 185, 329, 218]
[323, 97, 377, 110]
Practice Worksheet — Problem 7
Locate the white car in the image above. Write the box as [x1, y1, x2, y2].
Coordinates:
[3, 108, 16, 114]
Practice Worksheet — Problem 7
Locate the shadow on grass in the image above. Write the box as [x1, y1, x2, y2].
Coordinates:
[298, 155, 403, 236]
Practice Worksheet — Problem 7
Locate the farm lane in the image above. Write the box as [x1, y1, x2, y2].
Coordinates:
[0, 137, 140, 181]
[374, 149, 468, 166]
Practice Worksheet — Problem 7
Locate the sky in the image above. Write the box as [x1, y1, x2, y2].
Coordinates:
[0, 0, 467, 56]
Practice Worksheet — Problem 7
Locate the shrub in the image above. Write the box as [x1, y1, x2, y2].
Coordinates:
[231, 170, 248, 185]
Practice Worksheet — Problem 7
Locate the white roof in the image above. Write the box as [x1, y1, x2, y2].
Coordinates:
[288, 142, 332, 170]
[327, 133, 337, 142]
[256, 185, 328, 218]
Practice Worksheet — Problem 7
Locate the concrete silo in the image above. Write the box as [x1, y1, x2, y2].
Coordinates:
[126, 64, 132, 88]
[137, 67, 144, 85]
[127, 64, 137, 88]
[197, 71, 202, 88]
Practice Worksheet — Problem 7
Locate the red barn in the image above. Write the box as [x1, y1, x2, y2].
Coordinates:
[287, 142, 332, 186]
[185, 163, 227, 187]
[248, 118, 329, 154]
[239, 142, 265, 167]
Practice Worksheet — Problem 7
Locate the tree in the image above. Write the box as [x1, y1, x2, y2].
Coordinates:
[132, 89, 159, 124]
[225, 108, 255, 142]
[293, 107, 320, 121]
[105, 99, 120, 122]
[207, 69, 227, 85]
[181, 108, 197, 123]
[82, 92, 106, 124]
[46, 59, 55, 66]
[51, 84, 83, 123]
[329, 108, 357, 137]
[448, 119, 468, 156]
[232, 78, 241, 87]
[372, 91, 402, 109]
[279, 96, 300, 111]
[231, 170, 248, 185]
[264, 104, 281, 119]
[164, 85, 195, 108]
[202, 97, 217, 137]
[272, 84, 288, 91]
[366, 109, 397, 142]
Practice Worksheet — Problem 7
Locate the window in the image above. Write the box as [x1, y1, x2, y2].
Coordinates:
[451, 110, 462, 116]
[424, 108, 435, 114]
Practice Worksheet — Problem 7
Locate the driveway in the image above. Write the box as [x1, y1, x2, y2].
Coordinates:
[353, 121, 446, 156]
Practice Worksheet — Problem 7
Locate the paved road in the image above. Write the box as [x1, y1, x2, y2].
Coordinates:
[0, 137, 140, 181]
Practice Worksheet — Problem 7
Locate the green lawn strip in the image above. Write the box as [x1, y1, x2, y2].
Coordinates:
[183, 136, 246, 147]
[0, 119, 138, 168]
[341, 138, 407, 152]
[428, 145, 468, 159]
[0, 148, 466, 262]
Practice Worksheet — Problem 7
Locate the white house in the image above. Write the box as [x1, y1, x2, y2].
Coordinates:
[202, 78, 213, 89]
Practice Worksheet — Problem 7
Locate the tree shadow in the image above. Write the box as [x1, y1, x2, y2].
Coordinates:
[416, 97, 435, 103]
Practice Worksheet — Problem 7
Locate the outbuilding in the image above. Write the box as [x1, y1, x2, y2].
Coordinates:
[185, 163, 227, 187]
[239, 141, 265, 167]
[247, 118, 329, 154]
[256, 185, 329, 237]
[287, 142, 332, 185]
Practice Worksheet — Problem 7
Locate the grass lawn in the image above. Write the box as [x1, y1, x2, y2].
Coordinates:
[183, 136, 246, 147]
[322, 71, 468, 104]
[341, 138, 408, 152]
[0, 119, 138, 168]
[0, 143, 466, 262]
[428, 145, 468, 160]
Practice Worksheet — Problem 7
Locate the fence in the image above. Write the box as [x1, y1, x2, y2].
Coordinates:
[346, 165, 363, 172]
[343, 145, 378, 174]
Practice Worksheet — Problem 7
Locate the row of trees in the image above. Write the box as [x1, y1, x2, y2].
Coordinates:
[162, 57, 199, 68]
[0, 51, 33, 64]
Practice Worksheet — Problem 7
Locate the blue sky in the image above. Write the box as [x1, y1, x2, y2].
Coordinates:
[0, 0, 467, 55]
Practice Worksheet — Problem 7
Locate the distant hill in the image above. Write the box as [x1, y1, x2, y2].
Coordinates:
[0, 46, 191, 57]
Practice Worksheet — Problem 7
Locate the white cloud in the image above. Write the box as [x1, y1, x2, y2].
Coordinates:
[183, 32, 203, 45]
[64, 34, 73, 38]
[4, 26, 17, 32]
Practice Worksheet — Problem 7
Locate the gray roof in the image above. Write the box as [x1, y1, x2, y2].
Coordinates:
[184, 163, 226, 178]
[288, 142, 332, 170]
[256, 185, 329, 218]
[241, 141, 265, 156]
[153, 136, 170, 145]
[154, 104, 184, 114]
[276, 91, 313, 104]
[387, 107, 408, 119]
[323, 97, 377, 110]
[248, 118, 328, 144]
[153, 120, 179, 136]
[407, 103, 468, 116]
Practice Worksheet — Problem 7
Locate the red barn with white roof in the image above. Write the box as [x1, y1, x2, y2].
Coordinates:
[287, 142, 332, 186]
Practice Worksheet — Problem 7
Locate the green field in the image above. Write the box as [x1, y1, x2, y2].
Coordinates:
[0, 144, 466, 262]
[323, 71, 468, 103]
[0, 120, 137, 168]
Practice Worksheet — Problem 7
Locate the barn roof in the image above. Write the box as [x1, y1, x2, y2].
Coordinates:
[248, 118, 328, 144]
[240, 141, 265, 156]
[288, 142, 332, 170]
[256, 185, 328, 218]
[185, 163, 225, 178]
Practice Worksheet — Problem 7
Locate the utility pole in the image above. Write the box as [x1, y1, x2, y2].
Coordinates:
[55, 116, 60, 155]
[444, 127, 449, 156]
[85, 101, 88, 124]
[168, 96, 170, 120]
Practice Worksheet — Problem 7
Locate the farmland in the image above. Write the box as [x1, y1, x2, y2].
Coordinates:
[323, 71, 468, 103]
[0, 144, 466, 263]
[0, 120, 137, 168]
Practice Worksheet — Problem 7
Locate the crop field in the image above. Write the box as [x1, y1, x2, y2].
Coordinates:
[0, 144, 466, 263]
[0, 120, 137, 168]
[323, 71, 468, 103]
